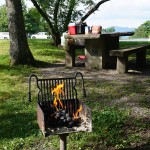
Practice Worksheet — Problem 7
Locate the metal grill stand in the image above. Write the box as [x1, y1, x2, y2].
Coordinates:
[60, 134, 68, 150]
[28, 72, 92, 150]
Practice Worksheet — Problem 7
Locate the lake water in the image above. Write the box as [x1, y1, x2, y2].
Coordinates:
[120, 38, 150, 42]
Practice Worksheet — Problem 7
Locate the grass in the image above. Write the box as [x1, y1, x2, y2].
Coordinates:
[28, 39, 65, 64]
[0, 39, 150, 150]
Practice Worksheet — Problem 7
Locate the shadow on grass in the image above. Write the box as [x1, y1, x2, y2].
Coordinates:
[0, 64, 9, 70]
[35, 60, 65, 68]
[0, 112, 38, 140]
[120, 141, 150, 150]
[0, 60, 65, 76]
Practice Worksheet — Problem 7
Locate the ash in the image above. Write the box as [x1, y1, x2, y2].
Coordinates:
[47, 121, 89, 134]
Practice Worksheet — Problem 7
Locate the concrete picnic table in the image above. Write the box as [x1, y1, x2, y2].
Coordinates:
[64, 32, 134, 69]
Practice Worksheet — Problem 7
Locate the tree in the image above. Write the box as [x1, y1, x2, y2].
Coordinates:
[30, 0, 110, 46]
[80, 0, 110, 23]
[0, 5, 8, 32]
[0, 4, 46, 34]
[132, 20, 150, 38]
[24, 7, 48, 34]
[105, 26, 115, 32]
[5, 0, 35, 66]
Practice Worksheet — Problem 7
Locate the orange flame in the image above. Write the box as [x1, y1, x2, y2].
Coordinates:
[52, 82, 64, 109]
[73, 105, 82, 119]
[53, 98, 58, 110]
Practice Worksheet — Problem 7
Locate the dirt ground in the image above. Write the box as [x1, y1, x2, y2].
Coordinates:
[38, 61, 150, 82]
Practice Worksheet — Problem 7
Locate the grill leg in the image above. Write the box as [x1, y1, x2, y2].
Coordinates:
[59, 134, 68, 150]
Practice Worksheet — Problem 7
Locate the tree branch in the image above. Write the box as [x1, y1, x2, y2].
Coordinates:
[30, 0, 55, 34]
[54, 0, 61, 31]
[81, 0, 110, 22]
[63, 0, 76, 31]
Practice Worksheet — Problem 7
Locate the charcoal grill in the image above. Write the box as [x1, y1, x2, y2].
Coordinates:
[28, 72, 92, 150]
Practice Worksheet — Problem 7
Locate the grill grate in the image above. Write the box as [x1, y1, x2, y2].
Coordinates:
[28, 72, 91, 137]
[28, 72, 86, 103]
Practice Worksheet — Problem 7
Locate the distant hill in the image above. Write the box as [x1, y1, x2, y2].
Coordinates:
[114, 26, 135, 32]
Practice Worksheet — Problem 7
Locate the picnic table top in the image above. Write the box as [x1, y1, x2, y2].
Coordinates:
[64, 32, 134, 40]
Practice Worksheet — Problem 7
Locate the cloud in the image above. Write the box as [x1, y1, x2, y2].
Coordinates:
[0, 0, 149, 28]
[86, 0, 150, 28]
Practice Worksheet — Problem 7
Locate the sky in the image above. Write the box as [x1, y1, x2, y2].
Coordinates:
[86, 0, 150, 28]
[0, 0, 149, 29]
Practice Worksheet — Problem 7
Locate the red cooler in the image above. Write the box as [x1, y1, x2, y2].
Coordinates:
[68, 23, 76, 35]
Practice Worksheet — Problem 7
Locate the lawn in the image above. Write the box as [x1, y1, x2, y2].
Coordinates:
[0, 39, 150, 150]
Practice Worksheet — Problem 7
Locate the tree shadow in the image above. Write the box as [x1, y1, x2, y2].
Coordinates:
[127, 62, 150, 76]
[35, 60, 65, 68]
[120, 141, 150, 150]
[0, 112, 38, 140]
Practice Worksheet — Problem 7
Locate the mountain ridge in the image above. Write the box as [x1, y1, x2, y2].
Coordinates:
[113, 26, 135, 32]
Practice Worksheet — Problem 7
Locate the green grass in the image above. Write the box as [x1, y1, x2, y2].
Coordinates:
[0, 39, 150, 150]
[28, 39, 65, 64]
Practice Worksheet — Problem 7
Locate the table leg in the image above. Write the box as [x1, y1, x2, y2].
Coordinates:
[136, 50, 146, 67]
[65, 45, 76, 67]
[85, 36, 119, 69]
[103, 36, 119, 68]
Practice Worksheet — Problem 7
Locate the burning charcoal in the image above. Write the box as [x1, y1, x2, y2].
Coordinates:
[58, 119, 64, 126]
[60, 116, 65, 120]
[65, 113, 70, 118]
[63, 119, 67, 123]
[66, 113, 73, 118]
[62, 109, 66, 113]
[73, 117, 81, 126]
[66, 116, 72, 122]
[68, 120, 74, 128]
[60, 109, 66, 116]
[55, 112, 61, 118]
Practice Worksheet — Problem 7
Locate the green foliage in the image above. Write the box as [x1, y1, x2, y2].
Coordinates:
[0, 3, 48, 34]
[24, 7, 48, 34]
[132, 20, 150, 38]
[34, 0, 95, 33]
[0, 5, 8, 32]
[103, 26, 115, 32]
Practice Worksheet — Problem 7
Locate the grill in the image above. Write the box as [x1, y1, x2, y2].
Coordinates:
[28, 72, 92, 150]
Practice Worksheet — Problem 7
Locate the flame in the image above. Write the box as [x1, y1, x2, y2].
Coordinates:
[53, 98, 58, 110]
[52, 82, 64, 109]
[73, 105, 82, 119]
[52, 82, 64, 98]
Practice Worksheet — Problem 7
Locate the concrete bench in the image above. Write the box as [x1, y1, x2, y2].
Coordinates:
[109, 44, 150, 73]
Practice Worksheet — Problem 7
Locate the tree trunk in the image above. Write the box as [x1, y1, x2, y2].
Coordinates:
[5, 0, 35, 66]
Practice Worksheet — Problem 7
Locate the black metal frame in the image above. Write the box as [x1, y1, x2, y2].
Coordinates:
[28, 72, 86, 103]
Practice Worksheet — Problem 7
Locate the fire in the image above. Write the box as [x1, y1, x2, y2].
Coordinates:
[52, 82, 64, 98]
[73, 105, 82, 119]
[51, 82, 83, 123]
[52, 82, 64, 109]
[53, 98, 58, 110]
